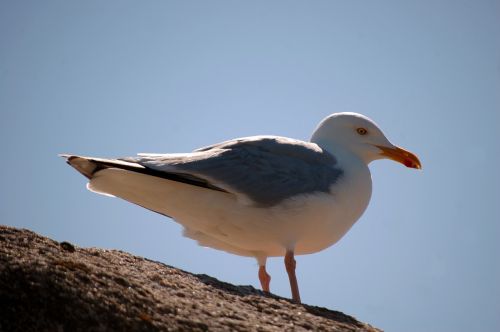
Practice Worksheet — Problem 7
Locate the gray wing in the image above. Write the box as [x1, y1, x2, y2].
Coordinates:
[129, 136, 343, 207]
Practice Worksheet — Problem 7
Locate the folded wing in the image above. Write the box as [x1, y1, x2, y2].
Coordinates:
[128, 136, 344, 207]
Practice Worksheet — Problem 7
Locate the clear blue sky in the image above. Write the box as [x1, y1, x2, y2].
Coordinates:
[1, 1, 499, 331]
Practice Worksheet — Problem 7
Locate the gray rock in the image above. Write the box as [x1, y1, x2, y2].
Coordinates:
[0, 225, 381, 332]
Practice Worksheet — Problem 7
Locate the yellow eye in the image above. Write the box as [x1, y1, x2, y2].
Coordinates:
[356, 128, 368, 135]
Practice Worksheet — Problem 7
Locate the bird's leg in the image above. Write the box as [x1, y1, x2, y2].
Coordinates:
[258, 265, 271, 292]
[285, 249, 301, 303]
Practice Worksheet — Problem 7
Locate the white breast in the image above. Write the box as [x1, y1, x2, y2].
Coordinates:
[271, 152, 372, 256]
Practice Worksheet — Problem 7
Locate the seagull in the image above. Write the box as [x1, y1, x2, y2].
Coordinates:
[61, 112, 421, 303]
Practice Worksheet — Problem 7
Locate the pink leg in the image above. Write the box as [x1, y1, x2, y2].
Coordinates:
[258, 265, 271, 292]
[285, 249, 301, 303]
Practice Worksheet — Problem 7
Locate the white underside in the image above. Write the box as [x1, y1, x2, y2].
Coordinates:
[88, 155, 372, 262]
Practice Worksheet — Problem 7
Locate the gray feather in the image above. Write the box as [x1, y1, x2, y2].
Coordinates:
[127, 136, 343, 207]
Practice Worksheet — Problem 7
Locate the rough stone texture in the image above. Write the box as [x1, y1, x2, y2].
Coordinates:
[0, 225, 381, 332]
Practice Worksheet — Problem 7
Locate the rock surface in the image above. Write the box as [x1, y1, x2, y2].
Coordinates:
[0, 225, 381, 331]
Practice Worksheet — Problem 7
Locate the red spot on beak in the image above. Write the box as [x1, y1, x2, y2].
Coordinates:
[404, 159, 414, 168]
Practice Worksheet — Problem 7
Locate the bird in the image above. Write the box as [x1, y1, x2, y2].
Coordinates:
[61, 112, 421, 303]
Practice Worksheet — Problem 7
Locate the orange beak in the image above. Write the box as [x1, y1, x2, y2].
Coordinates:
[376, 145, 422, 169]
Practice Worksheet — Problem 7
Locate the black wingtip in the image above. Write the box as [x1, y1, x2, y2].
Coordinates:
[64, 156, 99, 179]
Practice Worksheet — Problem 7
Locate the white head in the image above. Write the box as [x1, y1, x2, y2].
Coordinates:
[311, 112, 421, 169]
